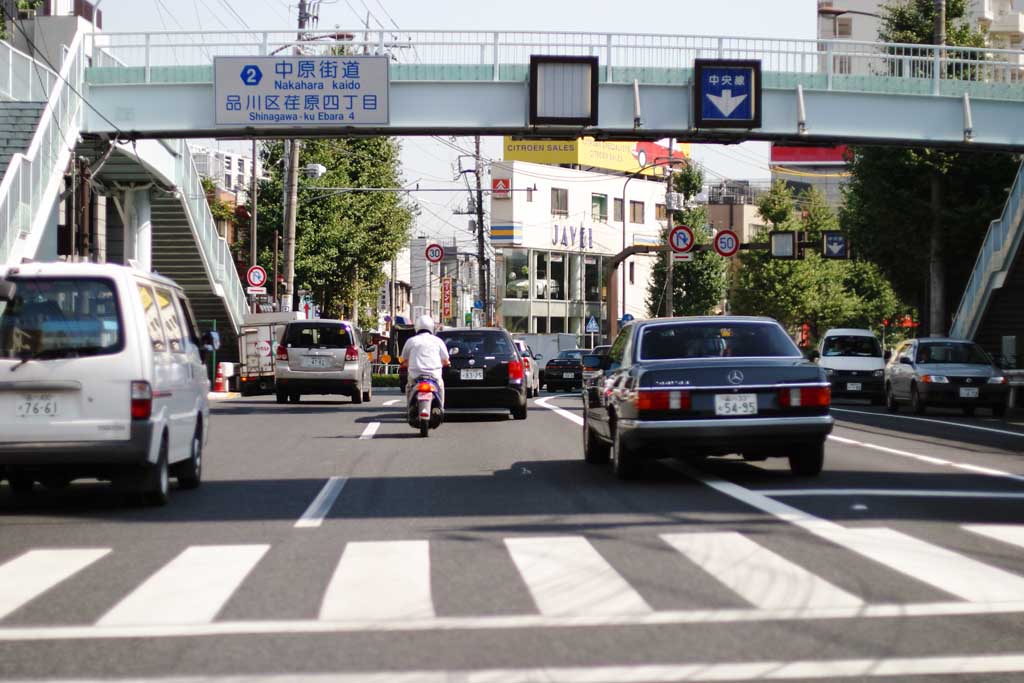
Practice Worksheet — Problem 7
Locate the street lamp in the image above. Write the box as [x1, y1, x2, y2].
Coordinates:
[816, 4, 881, 39]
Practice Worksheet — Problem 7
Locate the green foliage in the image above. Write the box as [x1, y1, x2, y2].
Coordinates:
[254, 137, 412, 320]
[732, 187, 910, 344]
[756, 180, 796, 229]
[199, 176, 236, 224]
[879, 0, 985, 48]
[645, 165, 727, 317]
[371, 374, 400, 387]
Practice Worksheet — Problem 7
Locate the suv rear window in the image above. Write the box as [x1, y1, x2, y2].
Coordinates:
[284, 323, 352, 349]
[0, 277, 123, 359]
[438, 331, 514, 357]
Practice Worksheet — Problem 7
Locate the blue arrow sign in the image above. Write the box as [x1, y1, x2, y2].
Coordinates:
[823, 231, 850, 259]
[694, 60, 761, 129]
[586, 316, 600, 334]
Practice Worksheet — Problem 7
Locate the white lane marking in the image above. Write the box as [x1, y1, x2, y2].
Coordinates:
[832, 407, 1024, 438]
[505, 536, 652, 617]
[828, 434, 1024, 485]
[294, 477, 347, 529]
[97, 545, 269, 626]
[7, 656, 1024, 681]
[359, 421, 381, 439]
[0, 549, 110, 619]
[665, 461, 1024, 604]
[383, 399, 400, 406]
[320, 540, 434, 621]
[661, 532, 863, 610]
[964, 524, 1024, 550]
[758, 489, 1024, 500]
[533, 395, 583, 425]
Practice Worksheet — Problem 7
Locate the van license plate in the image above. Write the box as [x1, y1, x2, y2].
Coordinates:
[846, 383, 862, 391]
[461, 369, 484, 380]
[959, 387, 980, 398]
[16, 394, 58, 418]
[714, 393, 757, 416]
[302, 357, 330, 368]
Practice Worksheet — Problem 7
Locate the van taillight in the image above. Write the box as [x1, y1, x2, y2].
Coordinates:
[131, 381, 152, 420]
[635, 390, 691, 412]
[345, 346, 359, 362]
[779, 386, 831, 408]
[276, 345, 288, 361]
[508, 360, 524, 382]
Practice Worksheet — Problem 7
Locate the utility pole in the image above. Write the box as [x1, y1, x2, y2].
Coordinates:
[664, 140, 674, 318]
[474, 135, 489, 325]
[282, 0, 307, 313]
[249, 139, 258, 270]
[929, 0, 946, 335]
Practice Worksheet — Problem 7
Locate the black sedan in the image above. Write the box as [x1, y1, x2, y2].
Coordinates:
[544, 349, 585, 391]
[582, 317, 833, 479]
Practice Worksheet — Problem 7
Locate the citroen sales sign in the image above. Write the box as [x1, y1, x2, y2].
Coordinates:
[214, 56, 390, 127]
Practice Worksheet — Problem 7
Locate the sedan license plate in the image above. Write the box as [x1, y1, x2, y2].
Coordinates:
[846, 382, 862, 392]
[959, 387, 980, 399]
[16, 394, 58, 418]
[562, 372, 575, 379]
[302, 357, 330, 368]
[460, 368, 484, 380]
[714, 393, 757, 416]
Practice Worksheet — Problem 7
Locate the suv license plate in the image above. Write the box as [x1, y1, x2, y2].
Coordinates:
[302, 357, 330, 368]
[847, 382, 862, 391]
[16, 394, 58, 418]
[959, 387, 980, 398]
[714, 393, 757, 416]
[461, 369, 484, 380]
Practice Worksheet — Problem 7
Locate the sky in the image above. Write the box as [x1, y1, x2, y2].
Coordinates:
[98, 0, 819, 243]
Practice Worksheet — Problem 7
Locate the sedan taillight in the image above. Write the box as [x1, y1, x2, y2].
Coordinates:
[345, 346, 359, 362]
[276, 345, 288, 361]
[635, 390, 691, 412]
[131, 381, 152, 420]
[779, 386, 831, 408]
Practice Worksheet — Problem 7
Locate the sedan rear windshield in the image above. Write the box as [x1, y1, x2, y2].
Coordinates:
[823, 335, 882, 358]
[555, 350, 583, 360]
[0, 278, 123, 359]
[438, 331, 513, 357]
[284, 323, 352, 349]
[639, 322, 801, 360]
[917, 342, 990, 365]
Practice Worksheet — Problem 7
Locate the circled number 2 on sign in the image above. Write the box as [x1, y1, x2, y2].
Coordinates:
[669, 226, 694, 253]
[425, 244, 444, 263]
[714, 230, 740, 258]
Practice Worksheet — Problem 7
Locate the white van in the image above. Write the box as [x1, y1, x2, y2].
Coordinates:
[0, 262, 210, 505]
[814, 328, 887, 404]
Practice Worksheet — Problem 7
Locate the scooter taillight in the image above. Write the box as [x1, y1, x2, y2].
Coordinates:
[416, 381, 434, 393]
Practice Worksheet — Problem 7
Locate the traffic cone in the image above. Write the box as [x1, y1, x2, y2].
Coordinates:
[214, 363, 227, 393]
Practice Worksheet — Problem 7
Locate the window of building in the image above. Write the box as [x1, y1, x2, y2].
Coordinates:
[656, 203, 668, 221]
[237, 175, 245, 188]
[534, 251, 549, 300]
[614, 198, 623, 222]
[224, 157, 232, 171]
[549, 253, 566, 301]
[584, 256, 601, 302]
[237, 158, 245, 172]
[591, 193, 608, 222]
[549, 315, 565, 333]
[628, 261, 635, 285]
[836, 16, 852, 38]
[504, 248, 530, 300]
[630, 200, 644, 223]
[224, 174, 231, 188]
[503, 315, 528, 333]
[551, 187, 568, 216]
[533, 316, 548, 333]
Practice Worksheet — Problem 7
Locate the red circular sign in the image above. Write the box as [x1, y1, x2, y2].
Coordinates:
[668, 225, 694, 253]
[425, 243, 445, 263]
[246, 265, 268, 287]
[713, 229, 740, 258]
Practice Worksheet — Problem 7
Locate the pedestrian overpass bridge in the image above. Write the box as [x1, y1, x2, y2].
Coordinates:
[2, 26, 1024, 353]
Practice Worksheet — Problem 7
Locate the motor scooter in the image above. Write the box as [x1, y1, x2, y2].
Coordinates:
[408, 375, 443, 437]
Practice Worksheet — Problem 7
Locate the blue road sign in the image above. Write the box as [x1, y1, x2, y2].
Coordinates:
[473, 300, 483, 310]
[823, 231, 850, 259]
[694, 59, 762, 129]
[620, 313, 635, 325]
[240, 64, 263, 86]
[586, 316, 600, 334]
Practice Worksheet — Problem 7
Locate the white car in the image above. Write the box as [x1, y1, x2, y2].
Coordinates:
[512, 339, 541, 398]
[274, 319, 374, 404]
[0, 262, 210, 505]
[812, 328, 887, 405]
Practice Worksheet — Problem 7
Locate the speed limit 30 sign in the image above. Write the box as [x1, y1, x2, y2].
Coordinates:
[425, 243, 445, 263]
[713, 229, 740, 258]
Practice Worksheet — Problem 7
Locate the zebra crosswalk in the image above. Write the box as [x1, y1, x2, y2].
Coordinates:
[2, 524, 1024, 638]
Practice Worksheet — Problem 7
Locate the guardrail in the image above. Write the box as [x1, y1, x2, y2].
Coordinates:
[84, 29, 1024, 96]
[0, 39, 56, 101]
[0, 34, 80, 263]
[169, 137, 247, 331]
[950, 160, 1024, 339]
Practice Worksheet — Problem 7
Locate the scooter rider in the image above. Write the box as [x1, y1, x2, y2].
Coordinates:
[400, 314, 450, 407]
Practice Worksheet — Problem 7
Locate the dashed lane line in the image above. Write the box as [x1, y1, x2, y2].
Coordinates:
[359, 422, 382, 439]
[294, 477, 347, 529]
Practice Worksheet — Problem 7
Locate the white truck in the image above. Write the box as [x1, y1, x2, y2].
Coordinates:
[237, 312, 304, 395]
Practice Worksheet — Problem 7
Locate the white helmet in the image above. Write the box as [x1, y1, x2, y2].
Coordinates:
[415, 314, 435, 334]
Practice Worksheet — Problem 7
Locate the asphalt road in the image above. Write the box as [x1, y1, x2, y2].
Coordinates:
[1, 390, 1024, 682]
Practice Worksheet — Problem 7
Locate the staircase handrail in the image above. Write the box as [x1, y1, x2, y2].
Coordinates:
[0, 32, 84, 262]
[0, 39, 56, 100]
[950, 159, 1024, 339]
[168, 138, 247, 330]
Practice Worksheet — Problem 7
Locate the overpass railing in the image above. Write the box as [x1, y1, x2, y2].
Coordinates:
[0, 34, 81, 263]
[950, 160, 1024, 340]
[0, 40, 56, 101]
[85, 29, 1024, 98]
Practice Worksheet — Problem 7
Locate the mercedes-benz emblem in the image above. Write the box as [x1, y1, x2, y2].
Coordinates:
[727, 370, 744, 385]
[965, 378, 972, 384]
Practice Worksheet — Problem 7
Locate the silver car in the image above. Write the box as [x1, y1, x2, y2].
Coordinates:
[513, 339, 541, 399]
[274, 320, 374, 404]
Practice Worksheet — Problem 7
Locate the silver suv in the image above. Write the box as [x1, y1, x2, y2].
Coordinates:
[274, 320, 373, 404]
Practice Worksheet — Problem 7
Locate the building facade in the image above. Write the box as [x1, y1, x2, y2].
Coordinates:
[190, 145, 261, 199]
[490, 160, 674, 337]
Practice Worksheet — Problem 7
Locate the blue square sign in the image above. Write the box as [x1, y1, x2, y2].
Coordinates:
[694, 59, 761, 129]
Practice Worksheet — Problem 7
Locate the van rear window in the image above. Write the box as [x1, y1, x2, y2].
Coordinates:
[0, 278, 123, 359]
[285, 324, 352, 349]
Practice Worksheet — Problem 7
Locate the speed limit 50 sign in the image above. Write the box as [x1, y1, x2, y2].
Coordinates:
[713, 229, 740, 258]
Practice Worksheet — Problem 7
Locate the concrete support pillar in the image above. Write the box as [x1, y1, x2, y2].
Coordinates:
[124, 188, 152, 272]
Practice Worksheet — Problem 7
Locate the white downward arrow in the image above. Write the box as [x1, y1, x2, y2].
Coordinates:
[707, 89, 748, 117]
[828, 240, 844, 254]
